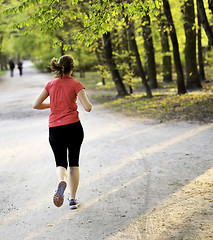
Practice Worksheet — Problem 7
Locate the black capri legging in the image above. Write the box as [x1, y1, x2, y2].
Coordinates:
[49, 121, 84, 168]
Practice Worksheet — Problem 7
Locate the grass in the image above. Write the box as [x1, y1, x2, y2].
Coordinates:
[0, 71, 6, 77]
[75, 65, 213, 123]
[92, 93, 213, 123]
[74, 71, 116, 91]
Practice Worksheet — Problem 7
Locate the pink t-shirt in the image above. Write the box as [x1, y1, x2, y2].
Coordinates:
[45, 75, 85, 127]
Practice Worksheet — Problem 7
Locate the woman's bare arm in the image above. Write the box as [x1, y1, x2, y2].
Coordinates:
[33, 88, 50, 110]
[77, 89, 92, 112]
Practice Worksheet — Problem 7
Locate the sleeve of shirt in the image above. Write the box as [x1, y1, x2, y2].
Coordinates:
[75, 81, 85, 94]
[44, 81, 50, 93]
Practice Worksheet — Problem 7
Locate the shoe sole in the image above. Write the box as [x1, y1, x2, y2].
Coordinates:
[53, 181, 67, 207]
[70, 203, 79, 210]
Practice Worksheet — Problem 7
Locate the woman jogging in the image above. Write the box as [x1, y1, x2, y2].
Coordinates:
[33, 55, 92, 209]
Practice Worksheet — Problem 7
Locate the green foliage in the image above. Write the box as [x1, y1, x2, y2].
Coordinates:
[76, 71, 115, 90]
[72, 44, 98, 73]
[96, 64, 111, 82]
[1, 0, 213, 122]
[34, 48, 60, 72]
[2, 0, 100, 71]
[4, 0, 162, 45]
[2, 0, 212, 95]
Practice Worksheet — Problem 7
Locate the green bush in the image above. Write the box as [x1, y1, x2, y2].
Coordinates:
[34, 50, 60, 72]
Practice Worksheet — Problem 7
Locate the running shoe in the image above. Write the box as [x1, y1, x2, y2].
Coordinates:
[53, 181, 67, 207]
[69, 199, 79, 210]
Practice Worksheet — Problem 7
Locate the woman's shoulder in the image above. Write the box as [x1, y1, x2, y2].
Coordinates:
[53, 77, 61, 82]
[49, 78, 60, 84]
[61, 75, 84, 88]
[45, 78, 60, 88]
[70, 77, 84, 86]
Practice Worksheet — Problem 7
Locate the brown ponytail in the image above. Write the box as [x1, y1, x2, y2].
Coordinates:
[50, 55, 74, 79]
[50, 57, 64, 79]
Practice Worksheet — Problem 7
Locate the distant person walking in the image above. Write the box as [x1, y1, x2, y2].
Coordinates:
[8, 58, 15, 77]
[17, 59, 23, 76]
[33, 55, 92, 210]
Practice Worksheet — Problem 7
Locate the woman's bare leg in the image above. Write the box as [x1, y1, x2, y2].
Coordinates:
[68, 167, 79, 199]
[56, 166, 67, 182]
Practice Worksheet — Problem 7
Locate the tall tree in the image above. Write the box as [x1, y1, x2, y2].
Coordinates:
[141, 7, 158, 89]
[124, 16, 133, 94]
[127, 20, 153, 98]
[157, 7, 172, 82]
[95, 39, 106, 85]
[55, 34, 65, 56]
[197, 2, 206, 81]
[183, 0, 202, 89]
[103, 32, 128, 97]
[163, 0, 187, 94]
[0, 36, 6, 71]
[0, 1, 16, 71]
[196, 0, 213, 46]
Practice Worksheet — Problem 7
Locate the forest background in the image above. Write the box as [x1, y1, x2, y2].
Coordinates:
[0, 0, 213, 122]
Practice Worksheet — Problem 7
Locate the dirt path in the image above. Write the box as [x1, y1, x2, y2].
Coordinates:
[0, 62, 213, 240]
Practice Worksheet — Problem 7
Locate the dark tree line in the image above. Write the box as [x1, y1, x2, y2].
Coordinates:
[95, 0, 212, 97]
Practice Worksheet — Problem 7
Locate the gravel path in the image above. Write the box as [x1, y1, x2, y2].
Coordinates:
[0, 61, 213, 240]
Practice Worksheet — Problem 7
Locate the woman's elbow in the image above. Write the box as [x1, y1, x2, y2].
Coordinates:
[85, 104, 92, 112]
[33, 102, 39, 109]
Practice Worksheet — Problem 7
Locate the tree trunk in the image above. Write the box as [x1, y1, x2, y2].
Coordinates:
[103, 32, 128, 97]
[157, 8, 172, 82]
[128, 21, 153, 98]
[0, 55, 2, 71]
[0, 54, 2, 71]
[196, 0, 213, 46]
[209, 0, 213, 14]
[163, 0, 187, 94]
[197, 3, 206, 81]
[95, 41, 106, 85]
[3, 54, 8, 70]
[101, 76, 106, 85]
[55, 34, 65, 55]
[0, 36, 3, 71]
[183, 0, 202, 89]
[60, 42, 65, 56]
[141, 11, 158, 88]
[80, 71, 85, 78]
[124, 16, 133, 94]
